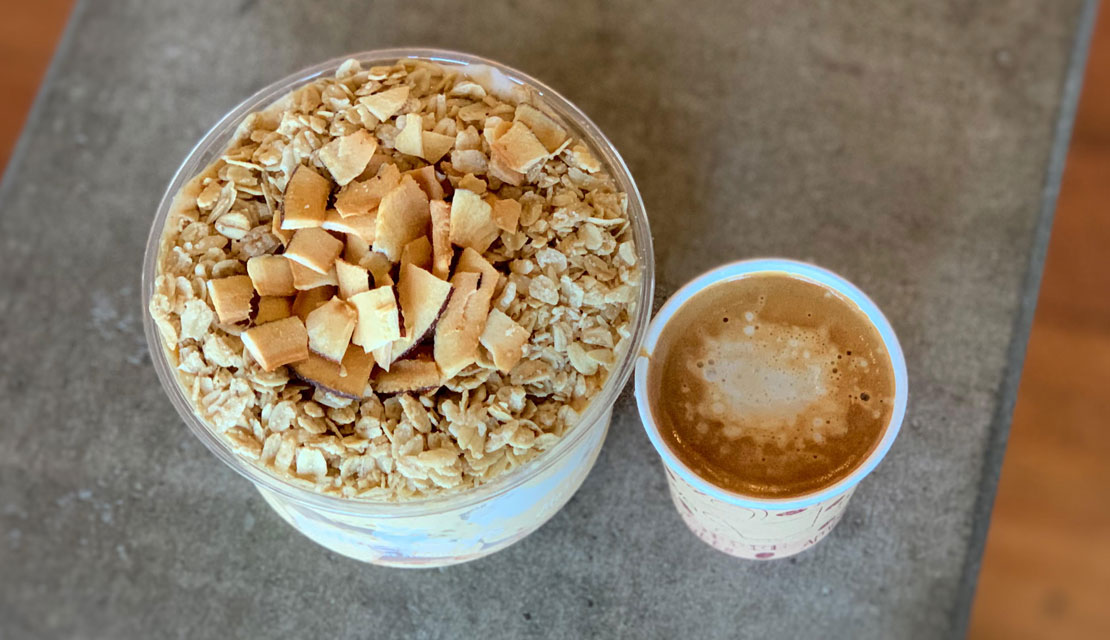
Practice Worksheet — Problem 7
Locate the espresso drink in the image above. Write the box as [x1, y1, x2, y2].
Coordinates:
[648, 273, 895, 499]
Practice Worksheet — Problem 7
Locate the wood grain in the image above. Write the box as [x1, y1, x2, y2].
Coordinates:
[0, 0, 74, 175]
[969, 6, 1110, 639]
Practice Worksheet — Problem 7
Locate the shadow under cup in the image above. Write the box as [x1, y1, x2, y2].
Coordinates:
[633, 259, 908, 560]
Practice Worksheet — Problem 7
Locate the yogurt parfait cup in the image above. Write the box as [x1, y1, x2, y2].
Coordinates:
[142, 49, 653, 567]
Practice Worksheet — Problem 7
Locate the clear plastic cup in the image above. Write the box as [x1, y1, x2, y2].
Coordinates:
[141, 49, 654, 567]
[633, 259, 907, 559]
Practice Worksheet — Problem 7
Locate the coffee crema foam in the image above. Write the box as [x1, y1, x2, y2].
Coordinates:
[689, 321, 847, 447]
[650, 274, 894, 499]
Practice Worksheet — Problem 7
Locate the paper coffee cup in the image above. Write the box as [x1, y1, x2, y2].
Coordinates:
[633, 259, 908, 559]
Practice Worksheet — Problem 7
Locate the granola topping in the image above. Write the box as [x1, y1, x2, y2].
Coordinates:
[149, 57, 641, 500]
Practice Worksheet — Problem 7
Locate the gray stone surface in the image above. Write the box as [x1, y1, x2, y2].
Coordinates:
[0, 0, 1094, 637]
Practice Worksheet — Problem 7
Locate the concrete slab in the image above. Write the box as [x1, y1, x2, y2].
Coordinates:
[0, 0, 1094, 637]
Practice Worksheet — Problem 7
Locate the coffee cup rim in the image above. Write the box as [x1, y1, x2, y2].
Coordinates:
[633, 258, 909, 510]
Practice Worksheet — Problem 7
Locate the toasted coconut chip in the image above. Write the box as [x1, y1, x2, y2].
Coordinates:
[434, 271, 487, 378]
[566, 142, 602, 173]
[479, 308, 529, 373]
[448, 188, 498, 253]
[359, 85, 409, 121]
[458, 173, 487, 194]
[372, 356, 442, 394]
[403, 165, 445, 200]
[281, 165, 330, 229]
[394, 113, 424, 158]
[306, 297, 357, 363]
[371, 341, 393, 371]
[392, 263, 453, 361]
[487, 153, 524, 186]
[455, 125, 482, 150]
[361, 151, 393, 182]
[271, 208, 294, 246]
[334, 163, 401, 218]
[372, 175, 430, 262]
[489, 197, 521, 233]
[241, 316, 308, 372]
[322, 209, 376, 244]
[455, 255, 498, 371]
[206, 275, 255, 324]
[334, 258, 371, 300]
[290, 260, 339, 290]
[429, 201, 453, 281]
[253, 296, 293, 325]
[343, 233, 372, 264]
[490, 121, 548, 173]
[400, 235, 433, 273]
[349, 286, 402, 352]
[421, 131, 455, 163]
[284, 227, 344, 274]
[359, 250, 394, 287]
[290, 346, 375, 399]
[292, 286, 338, 322]
[319, 128, 378, 186]
[483, 117, 513, 146]
[455, 248, 500, 315]
[514, 104, 567, 153]
[247, 255, 295, 297]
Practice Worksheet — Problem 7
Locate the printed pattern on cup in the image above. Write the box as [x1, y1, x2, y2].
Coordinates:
[665, 467, 855, 559]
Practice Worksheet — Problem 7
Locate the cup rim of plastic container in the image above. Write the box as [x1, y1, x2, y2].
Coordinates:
[142, 48, 655, 517]
[633, 258, 908, 510]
